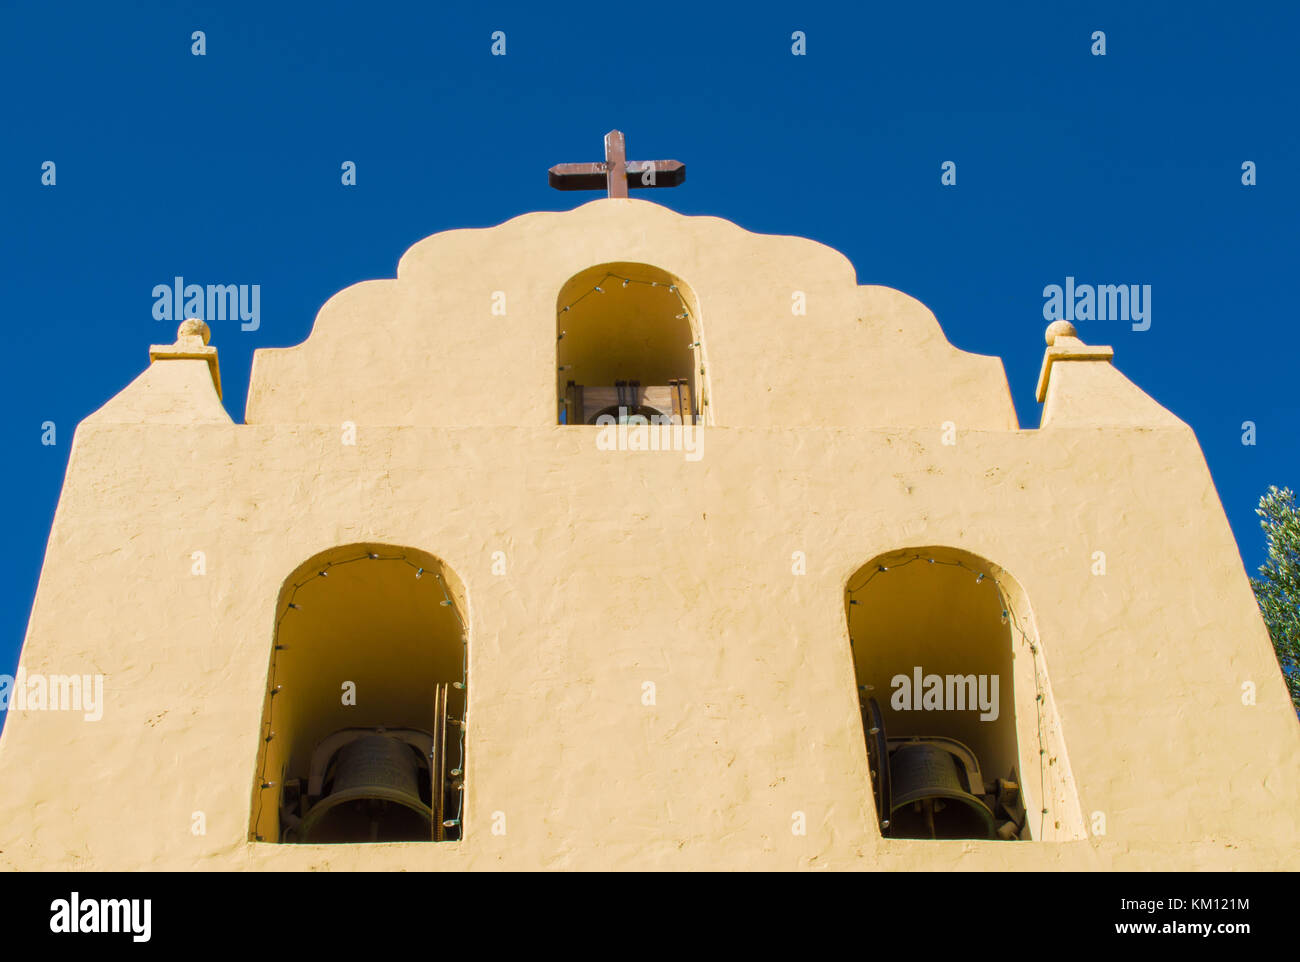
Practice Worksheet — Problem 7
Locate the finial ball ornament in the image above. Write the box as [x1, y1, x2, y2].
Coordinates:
[1045, 320, 1076, 346]
[178, 319, 211, 344]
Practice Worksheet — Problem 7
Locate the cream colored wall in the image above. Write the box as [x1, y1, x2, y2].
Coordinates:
[0, 200, 1295, 870]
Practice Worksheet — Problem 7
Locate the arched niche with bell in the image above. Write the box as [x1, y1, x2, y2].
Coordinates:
[845, 547, 1087, 842]
[556, 262, 710, 426]
[249, 544, 469, 844]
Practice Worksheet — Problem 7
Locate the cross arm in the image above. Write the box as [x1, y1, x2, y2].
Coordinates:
[548, 160, 686, 191]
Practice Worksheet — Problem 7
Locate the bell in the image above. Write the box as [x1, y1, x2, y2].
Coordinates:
[298, 734, 433, 843]
[887, 741, 996, 840]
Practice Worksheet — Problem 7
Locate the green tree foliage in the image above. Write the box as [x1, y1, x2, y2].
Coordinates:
[1250, 486, 1300, 713]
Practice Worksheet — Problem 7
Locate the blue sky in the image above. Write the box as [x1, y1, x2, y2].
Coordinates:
[1, 1, 1296, 681]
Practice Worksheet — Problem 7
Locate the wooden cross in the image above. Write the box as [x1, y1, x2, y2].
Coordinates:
[548, 130, 685, 198]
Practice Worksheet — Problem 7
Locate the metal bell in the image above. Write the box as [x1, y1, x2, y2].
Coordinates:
[298, 734, 433, 843]
[887, 740, 996, 840]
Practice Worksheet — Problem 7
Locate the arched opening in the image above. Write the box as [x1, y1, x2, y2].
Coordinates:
[249, 544, 468, 844]
[845, 547, 1085, 842]
[556, 262, 709, 425]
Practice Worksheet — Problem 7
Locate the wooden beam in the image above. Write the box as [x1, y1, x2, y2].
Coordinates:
[604, 130, 628, 199]
[432, 682, 447, 841]
[548, 160, 686, 192]
[548, 130, 686, 197]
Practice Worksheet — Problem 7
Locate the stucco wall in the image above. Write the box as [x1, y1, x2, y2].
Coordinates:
[0, 200, 1294, 870]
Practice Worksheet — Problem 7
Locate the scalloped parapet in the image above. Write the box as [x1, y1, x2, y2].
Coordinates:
[245, 199, 1019, 430]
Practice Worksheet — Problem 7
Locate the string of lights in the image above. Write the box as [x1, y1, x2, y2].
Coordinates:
[847, 553, 1053, 840]
[254, 551, 469, 843]
[557, 270, 692, 320]
[555, 271, 709, 416]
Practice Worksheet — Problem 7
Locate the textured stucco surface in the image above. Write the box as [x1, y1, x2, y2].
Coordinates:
[0, 199, 1295, 871]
